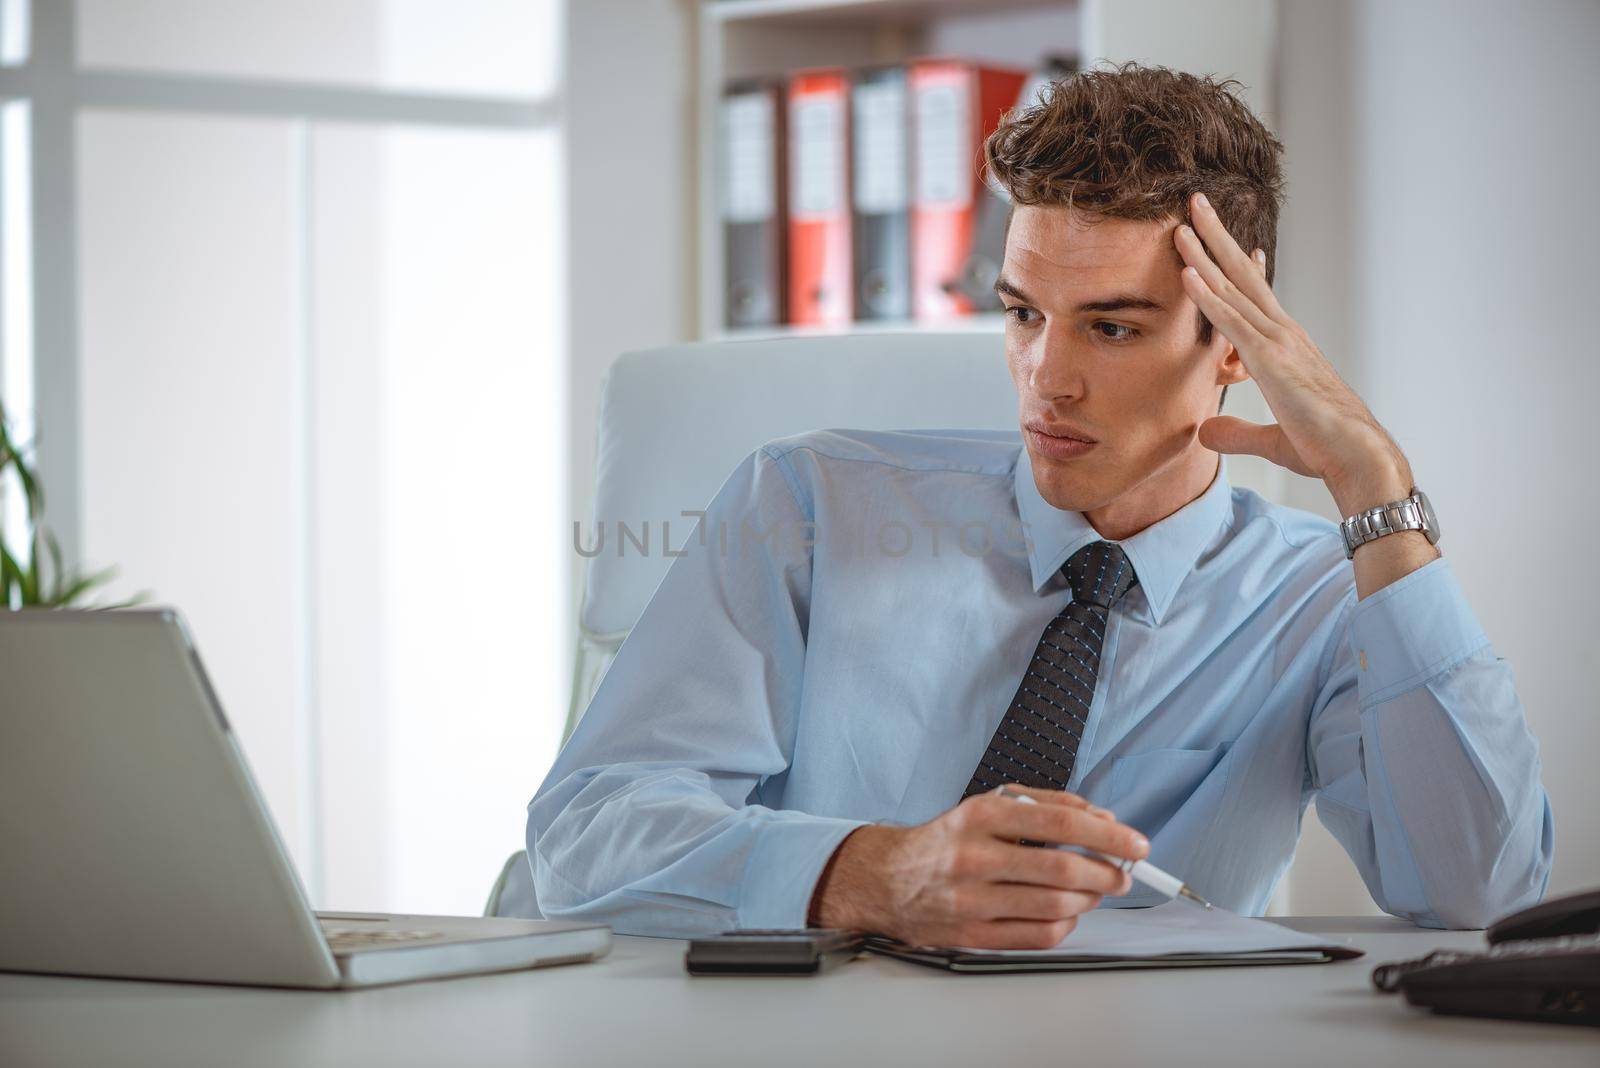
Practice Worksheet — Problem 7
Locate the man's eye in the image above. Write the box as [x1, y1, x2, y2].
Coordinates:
[1004, 305, 1039, 325]
[1092, 321, 1138, 341]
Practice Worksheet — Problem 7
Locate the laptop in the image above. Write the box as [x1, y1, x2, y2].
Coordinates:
[0, 609, 611, 988]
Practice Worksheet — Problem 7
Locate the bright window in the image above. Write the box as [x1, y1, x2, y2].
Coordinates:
[4, 0, 565, 914]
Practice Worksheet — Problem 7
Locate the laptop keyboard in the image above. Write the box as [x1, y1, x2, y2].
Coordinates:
[321, 926, 443, 952]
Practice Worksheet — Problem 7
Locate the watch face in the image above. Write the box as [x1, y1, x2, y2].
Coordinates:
[1415, 489, 1441, 545]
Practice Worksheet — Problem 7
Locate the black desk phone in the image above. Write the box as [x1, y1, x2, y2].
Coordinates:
[1372, 887, 1600, 1026]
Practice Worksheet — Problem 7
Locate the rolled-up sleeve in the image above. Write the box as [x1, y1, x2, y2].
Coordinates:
[527, 447, 867, 936]
[1307, 557, 1554, 929]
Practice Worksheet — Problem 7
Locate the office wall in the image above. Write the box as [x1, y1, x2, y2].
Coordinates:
[1277, 0, 1600, 907]
[1352, 0, 1600, 899]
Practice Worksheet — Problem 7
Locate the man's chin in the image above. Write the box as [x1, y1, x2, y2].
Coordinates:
[1030, 457, 1113, 513]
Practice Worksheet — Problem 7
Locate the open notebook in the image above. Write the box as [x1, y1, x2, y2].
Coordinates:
[865, 899, 1364, 972]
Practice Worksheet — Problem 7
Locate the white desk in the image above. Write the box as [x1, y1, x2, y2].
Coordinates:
[2, 917, 1595, 1066]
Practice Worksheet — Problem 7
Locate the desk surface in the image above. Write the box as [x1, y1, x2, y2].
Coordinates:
[3, 917, 1596, 1067]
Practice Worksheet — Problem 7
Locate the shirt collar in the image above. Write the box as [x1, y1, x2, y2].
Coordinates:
[1012, 448, 1234, 625]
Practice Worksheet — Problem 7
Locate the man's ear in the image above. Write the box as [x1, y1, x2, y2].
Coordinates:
[1217, 341, 1251, 387]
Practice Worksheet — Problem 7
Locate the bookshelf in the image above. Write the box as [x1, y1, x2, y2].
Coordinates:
[694, 0, 1278, 339]
[720, 310, 1006, 343]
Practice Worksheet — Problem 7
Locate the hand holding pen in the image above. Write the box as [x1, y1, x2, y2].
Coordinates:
[810, 781, 1162, 949]
[996, 784, 1213, 909]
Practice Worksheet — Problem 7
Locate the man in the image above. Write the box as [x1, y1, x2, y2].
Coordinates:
[528, 65, 1552, 947]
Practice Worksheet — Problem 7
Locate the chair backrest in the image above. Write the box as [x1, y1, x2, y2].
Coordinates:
[491, 331, 1020, 918]
[568, 331, 1020, 734]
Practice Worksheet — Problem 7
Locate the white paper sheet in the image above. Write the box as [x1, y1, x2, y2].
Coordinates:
[957, 899, 1344, 958]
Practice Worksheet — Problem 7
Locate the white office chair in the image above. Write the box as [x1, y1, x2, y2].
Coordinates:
[486, 331, 1021, 918]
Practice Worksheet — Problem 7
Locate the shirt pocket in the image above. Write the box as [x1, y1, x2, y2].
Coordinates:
[1102, 743, 1232, 841]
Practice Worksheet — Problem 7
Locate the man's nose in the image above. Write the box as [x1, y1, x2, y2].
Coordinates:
[1027, 329, 1086, 402]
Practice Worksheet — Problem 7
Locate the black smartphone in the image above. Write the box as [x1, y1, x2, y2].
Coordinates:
[685, 929, 865, 976]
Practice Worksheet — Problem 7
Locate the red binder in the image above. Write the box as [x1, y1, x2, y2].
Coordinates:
[909, 59, 1027, 321]
[787, 69, 852, 326]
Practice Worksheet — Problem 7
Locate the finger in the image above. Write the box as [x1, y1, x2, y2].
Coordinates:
[975, 883, 1103, 922]
[1189, 192, 1288, 321]
[1180, 265, 1270, 355]
[1197, 416, 1278, 458]
[992, 783, 1115, 820]
[1197, 417, 1317, 477]
[990, 784, 1091, 808]
[984, 841, 1134, 896]
[957, 916, 1078, 951]
[960, 796, 1139, 856]
[975, 797, 1148, 861]
[1174, 224, 1279, 339]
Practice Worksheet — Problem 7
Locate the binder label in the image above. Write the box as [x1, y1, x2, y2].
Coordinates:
[720, 93, 776, 223]
[790, 94, 845, 220]
[915, 81, 971, 209]
[853, 79, 907, 214]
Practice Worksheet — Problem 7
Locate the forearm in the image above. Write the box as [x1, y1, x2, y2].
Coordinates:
[526, 444, 844, 935]
[529, 764, 865, 936]
[1314, 559, 1553, 929]
[1356, 657, 1553, 928]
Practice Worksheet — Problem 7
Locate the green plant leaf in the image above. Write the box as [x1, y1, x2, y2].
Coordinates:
[1, 402, 127, 610]
[53, 566, 119, 608]
[97, 588, 153, 611]
[0, 537, 26, 608]
[18, 526, 42, 604]
[0, 398, 14, 463]
[32, 530, 124, 608]
[41, 528, 63, 603]
[0, 407, 44, 523]
[0, 539, 18, 608]
[14, 456, 43, 524]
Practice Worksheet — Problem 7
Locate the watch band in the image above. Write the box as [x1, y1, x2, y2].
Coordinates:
[1339, 489, 1430, 560]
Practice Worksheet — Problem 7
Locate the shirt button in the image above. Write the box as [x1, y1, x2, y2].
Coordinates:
[1359, 650, 1368, 672]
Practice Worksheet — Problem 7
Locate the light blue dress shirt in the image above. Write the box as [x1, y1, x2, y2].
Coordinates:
[528, 429, 1553, 935]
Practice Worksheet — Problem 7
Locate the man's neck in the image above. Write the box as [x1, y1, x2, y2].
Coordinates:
[1083, 448, 1221, 542]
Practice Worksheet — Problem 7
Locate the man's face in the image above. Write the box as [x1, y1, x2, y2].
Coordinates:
[1000, 204, 1245, 514]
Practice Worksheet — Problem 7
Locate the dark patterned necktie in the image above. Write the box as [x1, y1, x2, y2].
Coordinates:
[963, 540, 1139, 798]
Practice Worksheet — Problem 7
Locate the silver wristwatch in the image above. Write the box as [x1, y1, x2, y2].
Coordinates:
[1339, 487, 1441, 560]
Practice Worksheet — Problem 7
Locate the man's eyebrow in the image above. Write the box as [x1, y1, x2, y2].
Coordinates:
[994, 276, 1035, 304]
[994, 276, 1166, 314]
[1076, 295, 1165, 313]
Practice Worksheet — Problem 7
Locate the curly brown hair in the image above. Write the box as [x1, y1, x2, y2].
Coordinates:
[986, 63, 1285, 347]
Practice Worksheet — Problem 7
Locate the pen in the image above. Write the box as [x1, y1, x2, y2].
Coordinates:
[995, 784, 1214, 910]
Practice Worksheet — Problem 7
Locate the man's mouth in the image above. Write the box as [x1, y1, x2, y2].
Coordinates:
[1025, 421, 1099, 459]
